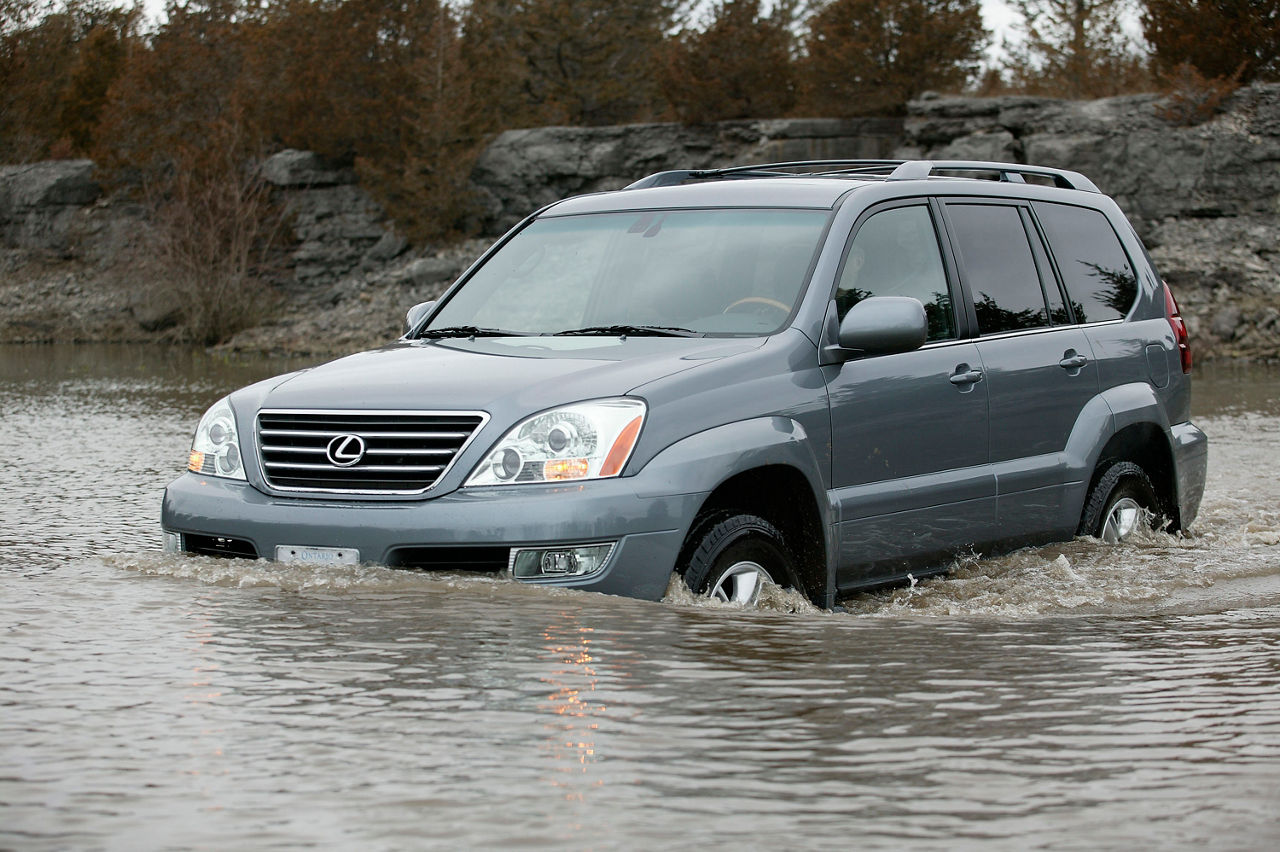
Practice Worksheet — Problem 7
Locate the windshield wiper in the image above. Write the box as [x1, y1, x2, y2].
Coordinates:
[554, 324, 700, 338]
[417, 326, 530, 339]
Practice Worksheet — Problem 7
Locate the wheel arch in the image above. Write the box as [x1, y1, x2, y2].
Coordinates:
[1068, 382, 1183, 533]
[678, 464, 829, 606]
[1086, 422, 1181, 531]
[633, 415, 835, 606]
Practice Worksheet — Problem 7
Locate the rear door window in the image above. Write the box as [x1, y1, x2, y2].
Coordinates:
[1033, 202, 1138, 323]
[946, 203, 1049, 335]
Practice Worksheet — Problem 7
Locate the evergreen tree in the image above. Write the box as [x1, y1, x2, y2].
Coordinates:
[58, 16, 133, 153]
[461, 0, 684, 127]
[1003, 0, 1149, 97]
[801, 0, 987, 116]
[1143, 0, 1280, 83]
[0, 0, 137, 160]
[662, 0, 798, 122]
[95, 0, 257, 176]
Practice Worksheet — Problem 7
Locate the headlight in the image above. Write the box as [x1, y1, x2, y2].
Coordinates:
[466, 398, 646, 486]
[187, 396, 246, 481]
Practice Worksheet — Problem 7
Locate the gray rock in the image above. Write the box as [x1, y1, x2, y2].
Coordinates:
[282, 183, 390, 288]
[470, 118, 903, 235]
[132, 299, 183, 333]
[5, 85, 1280, 359]
[0, 160, 99, 214]
[406, 256, 462, 287]
[0, 160, 101, 253]
[923, 129, 1021, 162]
[261, 150, 354, 188]
[365, 232, 407, 263]
[1211, 306, 1244, 339]
[900, 83, 1280, 221]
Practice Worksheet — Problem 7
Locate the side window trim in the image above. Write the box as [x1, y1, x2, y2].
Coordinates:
[928, 196, 977, 339]
[830, 197, 966, 340]
[927, 196, 974, 339]
[1018, 206, 1075, 325]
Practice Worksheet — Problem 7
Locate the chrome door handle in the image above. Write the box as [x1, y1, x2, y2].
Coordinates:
[949, 369, 984, 385]
[1059, 354, 1088, 369]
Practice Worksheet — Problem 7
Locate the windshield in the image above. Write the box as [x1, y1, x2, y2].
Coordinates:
[424, 208, 830, 336]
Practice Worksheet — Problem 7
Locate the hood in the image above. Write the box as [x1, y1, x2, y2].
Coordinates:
[258, 336, 766, 413]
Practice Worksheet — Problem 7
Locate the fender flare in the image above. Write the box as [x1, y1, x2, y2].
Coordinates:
[632, 416, 835, 604]
[1064, 382, 1179, 520]
[632, 415, 829, 507]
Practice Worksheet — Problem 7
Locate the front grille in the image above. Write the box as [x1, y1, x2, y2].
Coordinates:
[257, 409, 487, 494]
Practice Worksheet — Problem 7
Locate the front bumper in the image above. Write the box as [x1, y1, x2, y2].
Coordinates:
[162, 473, 701, 601]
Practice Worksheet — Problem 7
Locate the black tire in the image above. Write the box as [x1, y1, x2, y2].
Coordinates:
[1078, 461, 1161, 543]
[681, 512, 797, 606]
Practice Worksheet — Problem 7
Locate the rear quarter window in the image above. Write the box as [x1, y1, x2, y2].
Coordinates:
[1033, 202, 1138, 323]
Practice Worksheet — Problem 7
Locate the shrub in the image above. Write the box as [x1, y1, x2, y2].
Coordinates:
[1156, 62, 1242, 126]
[148, 141, 286, 345]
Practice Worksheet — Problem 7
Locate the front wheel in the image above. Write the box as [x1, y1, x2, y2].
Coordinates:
[1079, 461, 1161, 543]
[681, 513, 797, 606]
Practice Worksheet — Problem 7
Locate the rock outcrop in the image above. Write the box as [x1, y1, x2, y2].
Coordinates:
[260, 150, 396, 287]
[0, 160, 154, 342]
[898, 84, 1280, 359]
[0, 159, 101, 255]
[471, 117, 903, 235]
[2, 87, 1278, 359]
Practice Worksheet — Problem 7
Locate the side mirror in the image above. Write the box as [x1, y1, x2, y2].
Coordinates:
[837, 296, 927, 356]
[405, 300, 436, 334]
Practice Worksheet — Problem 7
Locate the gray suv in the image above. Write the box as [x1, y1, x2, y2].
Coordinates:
[162, 159, 1208, 607]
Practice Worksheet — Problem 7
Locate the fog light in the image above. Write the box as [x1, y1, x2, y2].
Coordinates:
[510, 543, 615, 580]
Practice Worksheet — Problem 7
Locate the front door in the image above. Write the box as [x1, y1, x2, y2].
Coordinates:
[825, 202, 994, 591]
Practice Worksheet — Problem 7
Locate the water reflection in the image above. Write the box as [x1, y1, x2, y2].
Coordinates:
[539, 613, 606, 802]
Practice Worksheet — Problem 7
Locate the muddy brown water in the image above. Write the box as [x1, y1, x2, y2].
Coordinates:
[2, 345, 1278, 850]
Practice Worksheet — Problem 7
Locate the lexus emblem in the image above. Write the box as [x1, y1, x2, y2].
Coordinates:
[326, 434, 367, 467]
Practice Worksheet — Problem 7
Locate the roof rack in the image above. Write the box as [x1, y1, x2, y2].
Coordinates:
[887, 160, 1099, 192]
[625, 159, 1099, 193]
[625, 160, 905, 189]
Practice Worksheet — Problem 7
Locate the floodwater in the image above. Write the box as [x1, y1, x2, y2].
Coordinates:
[2, 344, 1278, 850]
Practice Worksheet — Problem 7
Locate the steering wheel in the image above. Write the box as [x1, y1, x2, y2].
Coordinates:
[722, 296, 791, 315]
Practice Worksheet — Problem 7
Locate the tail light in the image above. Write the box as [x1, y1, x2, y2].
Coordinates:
[1164, 282, 1192, 374]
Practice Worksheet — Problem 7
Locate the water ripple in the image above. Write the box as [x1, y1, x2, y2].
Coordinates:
[2, 348, 1279, 850]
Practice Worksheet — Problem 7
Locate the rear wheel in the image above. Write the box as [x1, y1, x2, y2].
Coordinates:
[1079, 461, 1161, 543]
[681, 513, 796, 606]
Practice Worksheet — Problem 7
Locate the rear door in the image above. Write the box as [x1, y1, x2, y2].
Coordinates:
[940, 200, 1100, 542]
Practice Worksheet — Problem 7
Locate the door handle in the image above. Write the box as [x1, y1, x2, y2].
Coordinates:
[1059, 354, 1088, 370]
[949, 369, 984, 386]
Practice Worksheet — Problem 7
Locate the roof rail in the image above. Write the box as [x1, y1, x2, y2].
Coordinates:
[888, 160, 1100, 192]
[625, 170, 701, 189]
[624, 159, 1100, 193]
[624, 160, 908, 190]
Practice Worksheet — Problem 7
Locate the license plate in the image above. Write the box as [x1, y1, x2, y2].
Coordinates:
[275, 545, 360, 566]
